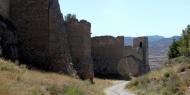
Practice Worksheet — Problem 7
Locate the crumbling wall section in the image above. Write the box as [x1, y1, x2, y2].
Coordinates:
[118, 46, 143, 77]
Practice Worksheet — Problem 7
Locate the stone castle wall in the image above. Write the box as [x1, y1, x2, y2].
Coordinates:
[91, 36, 124, 76]
[9, 0, 74, 74]
[0, 0, 149, 80]
[65, 19, 93, 79]
[92, 36, 150, 78]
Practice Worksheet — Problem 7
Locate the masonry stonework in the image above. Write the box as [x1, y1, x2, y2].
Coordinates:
[91, 36, 124, 77]
[10, 0, 74, 74]
[65, 19, 94, 79]
[92, 36, 150, 79]
[133, 37, 150, 74]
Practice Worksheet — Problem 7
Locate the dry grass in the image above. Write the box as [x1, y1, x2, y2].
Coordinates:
[0, 59, 113, 95]
[127, 56, 190, 95]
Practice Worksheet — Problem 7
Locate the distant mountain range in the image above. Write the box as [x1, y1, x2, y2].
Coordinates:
[125, 35, 181, 56]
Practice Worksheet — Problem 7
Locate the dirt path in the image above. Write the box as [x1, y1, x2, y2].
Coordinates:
[104, 81, 136, 95]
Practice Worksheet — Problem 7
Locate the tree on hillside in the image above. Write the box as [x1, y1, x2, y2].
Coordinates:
[177, 38, 186, 56]
[181, 25, 190, 56]
[168, 39, 180, 59]
[168, 24, 190, 58]
[182, 30, 189, 56]
[185, 25, 190, 56]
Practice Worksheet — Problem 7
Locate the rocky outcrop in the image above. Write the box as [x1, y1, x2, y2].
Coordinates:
[10, 0, 74, 75]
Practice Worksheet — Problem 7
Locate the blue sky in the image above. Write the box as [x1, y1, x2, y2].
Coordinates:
[59, 0, 190, 37]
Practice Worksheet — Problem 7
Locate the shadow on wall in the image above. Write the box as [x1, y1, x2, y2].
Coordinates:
[0, 15, 18, 62]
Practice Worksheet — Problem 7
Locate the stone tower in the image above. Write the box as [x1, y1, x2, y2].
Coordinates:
[0, 0, 10, 18]
[65, 19, 94, 79]
[9, 0, 74, 75]
[133, 37, 150, 74]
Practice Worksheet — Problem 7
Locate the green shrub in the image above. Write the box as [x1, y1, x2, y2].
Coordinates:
[168, 25, 190, 58]
[64, 87, 85, 95]
[47, 85, 85, 95]
[46, 85, 63, 95]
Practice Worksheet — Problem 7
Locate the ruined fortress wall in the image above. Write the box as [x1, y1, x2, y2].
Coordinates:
[10, 0, 74, 74]
[1, 0, 149, 79]
[133, 37, 150, 74]
[66, 20, 93, 79]
[118, 46, 143, 76]
[92, 36, 150, 78]
[91, 36, 124, 75]
[0, 0, 9, 18]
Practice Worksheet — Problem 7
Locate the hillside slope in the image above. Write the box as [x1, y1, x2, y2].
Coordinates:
[0, 59, 112, 95]
[149, 36, 180, 56]
[127, 56, 190, 95]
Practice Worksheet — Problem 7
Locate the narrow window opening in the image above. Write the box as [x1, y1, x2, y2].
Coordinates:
[139, 42, 143, 48]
